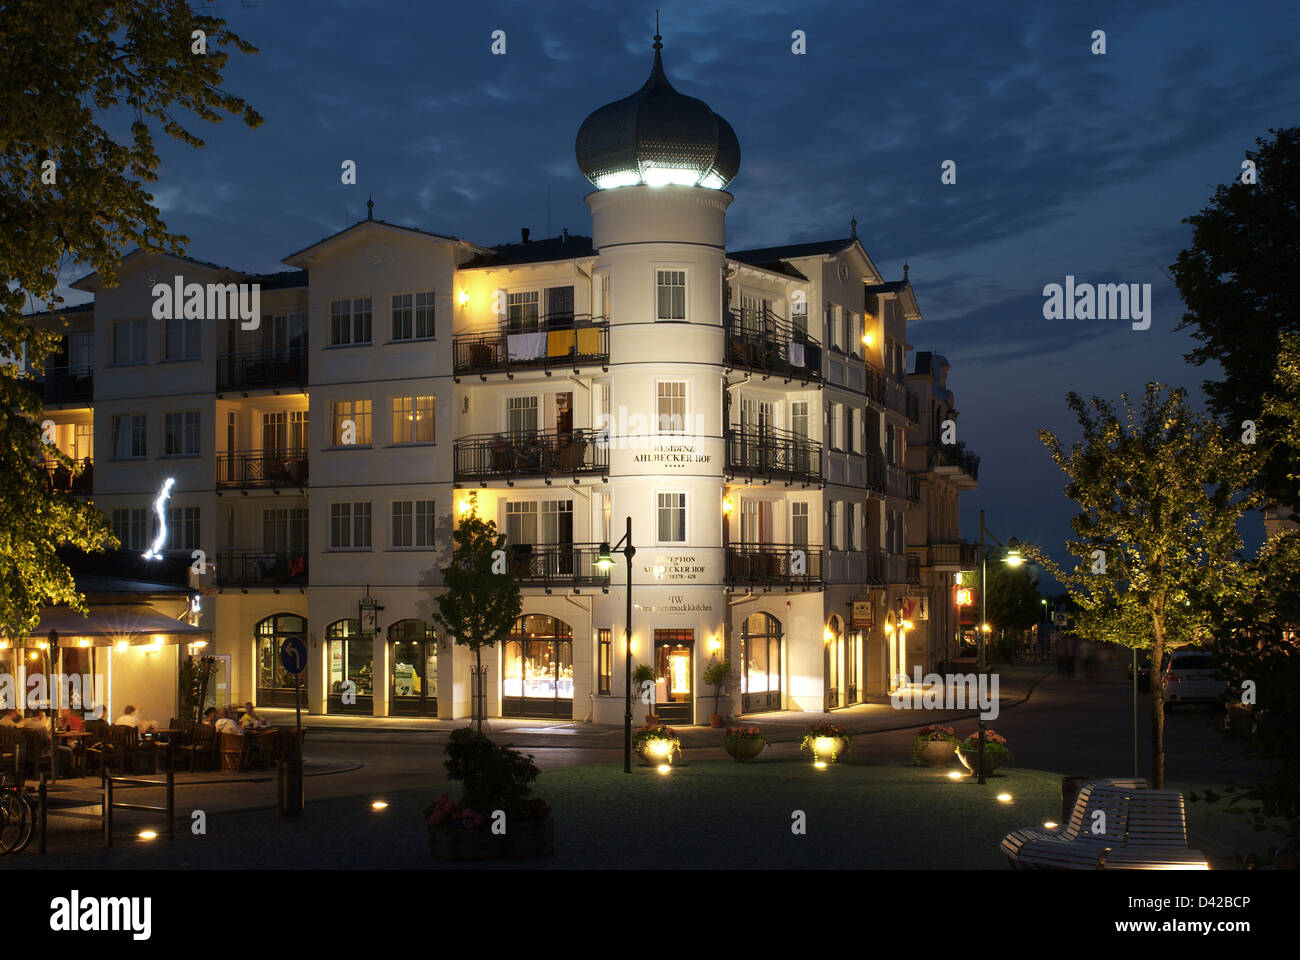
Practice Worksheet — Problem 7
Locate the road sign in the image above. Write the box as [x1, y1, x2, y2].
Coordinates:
[280, 635, 308, 675]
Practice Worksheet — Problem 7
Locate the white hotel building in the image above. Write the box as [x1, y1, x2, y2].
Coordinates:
[29, 38, 979, 725]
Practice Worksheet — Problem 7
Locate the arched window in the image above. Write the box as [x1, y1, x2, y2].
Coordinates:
[255, 613, 307, 706]
[388, 619, 437, 715]
[502, 615, 573, 719]
[825, 615, 844, 710]
[739, 612, 782, 713]
[326, 618, 372, 713]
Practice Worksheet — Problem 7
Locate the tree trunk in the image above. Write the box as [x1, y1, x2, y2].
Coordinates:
[474, 646, 484, 734]
[1151, 614, 1166, 789]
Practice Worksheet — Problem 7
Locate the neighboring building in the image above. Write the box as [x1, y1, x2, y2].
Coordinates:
[25, 34, 977, 723]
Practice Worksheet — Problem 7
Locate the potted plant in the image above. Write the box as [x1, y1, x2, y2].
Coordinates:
[800, 721, 851, 765]
[956, 728, 1013, 776]
[703, 657, 731, 727]
[632, 724, 680, 767]
[426, 727, 553, 859]
[633, 663, 660, 725]
[911, 723, 959, 766]
[722, 726, 768, 762]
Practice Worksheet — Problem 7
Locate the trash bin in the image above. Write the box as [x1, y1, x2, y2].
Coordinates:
[278, 758, 304, 817]
[1061, 775, 1093, 825]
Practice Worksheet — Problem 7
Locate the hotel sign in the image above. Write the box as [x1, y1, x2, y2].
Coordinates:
[644, 554, 706, 582]
[851, 599, 872, 628]
[631, 441, 712, 468]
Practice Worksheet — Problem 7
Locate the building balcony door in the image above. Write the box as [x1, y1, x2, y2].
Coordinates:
[824, 616, 844, 710]
[389, 620, 437, 716]
[654, 630, 694, 723]
[739, 612, 782, 713]
[255, 613, 307, 708]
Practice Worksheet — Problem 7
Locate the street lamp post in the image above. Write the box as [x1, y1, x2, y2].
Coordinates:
[978, 509, 1022, 786]
[596, 517, 636, 774]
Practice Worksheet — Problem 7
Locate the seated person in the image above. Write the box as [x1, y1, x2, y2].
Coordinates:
[59, 708, 85, 733]
[202, 707, 218, 725]
[0, 709, 20, 727]
[20, 710, 75, 775]
[115, 705, 156, 733]
[213, 706, 242, 736]
[239, 702, 271, 730]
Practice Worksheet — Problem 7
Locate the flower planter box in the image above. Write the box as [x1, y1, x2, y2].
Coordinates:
[957, 745, 1006, 777]
[723, 737, 766, 762]
[430, 817, 554, 860]
[917, 739, 957, 766]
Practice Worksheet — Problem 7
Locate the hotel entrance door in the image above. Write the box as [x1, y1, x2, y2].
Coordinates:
[653, 630, 693, 723]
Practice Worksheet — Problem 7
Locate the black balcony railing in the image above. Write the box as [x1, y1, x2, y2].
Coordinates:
[505, 543, 611, 590]
[454, 428, 607, 482]
[214, 551, 307, 588]
[865, 547, 887, 586]
[866, 452, 886, 494]
[34, 365, 94, 405]
[724, 309, 822, 382]
[865, 367, 886, 407]
[886, 464, 909, 499]
[42, 456, 93, 494]
[453, 316, 609, 377]
[927, 541, 980, 568]
[906, 553, 921, 584]
[217, 449, 308, 489]
[725, 542, 823, 588]
[216, 347, 307, 392]
[884, 377, 911, 419]
[930, 441, 980, 482]
[725, 427, 821, 484]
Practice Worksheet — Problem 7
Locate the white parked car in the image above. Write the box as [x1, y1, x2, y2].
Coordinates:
[1161, 649, 1228, 708]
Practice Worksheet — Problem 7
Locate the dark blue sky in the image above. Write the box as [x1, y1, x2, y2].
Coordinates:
[59, 0, 1300, 581]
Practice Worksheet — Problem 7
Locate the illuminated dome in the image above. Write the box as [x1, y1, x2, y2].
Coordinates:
[576, 33, 740, 191]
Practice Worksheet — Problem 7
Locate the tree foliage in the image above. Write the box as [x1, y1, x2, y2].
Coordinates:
[1170, 126, 1300, 507]
[979, 557, 1041, 635]
[0, 1, 261, 636]
[431, 509, 522, 730]
[1028, 385, 1255, 787]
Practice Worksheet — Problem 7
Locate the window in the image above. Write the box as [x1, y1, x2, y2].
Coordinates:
[391, 291, 435, 341]
[656, 269, 686, 321]
[792, 502, 809, 548]
[263, 410, 308, 453]
[112, 320, 147, 364]
[656, 381, 686, 433]
[657, 492, 686, 543]
[507, 291, 540, 334]
[112, 508, 146, 551]
[69, 332, 94, 375]
[829, 403, 843, 451]
[111, 414, 146, 459]
[262, 508, 308, 553]
[166, 506, 200, 551]
[506, 396, 538, 437]
[330, 399, 372, 446]
[163, 315, 201, 360]
[506, 500, 571, 545]
[392, 499, 435, 548]
[163, 411, 200, 456]
[849, 502, 860, 550]
[791, 401, 809, 440]
[330, 502, 372, 549]
[330, 298, 372, 345]
[849, 408, 861, 454]
[824, 302, 836, 350]
[392, 396, 435, 443]
[792, 298, 808, 340]
[598, 628, 612, 696]
[831, 501, 843, 550]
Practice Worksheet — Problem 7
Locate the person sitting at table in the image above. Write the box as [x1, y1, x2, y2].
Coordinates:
[202, 707, 218, 725]
[115, 704, 157, 733]
[20, 710, 74, 776]
[0, 709, 19, 727]
[240, 702, 271, 730]
[213, 706, 242, 736]
[59, 708, 85, 733]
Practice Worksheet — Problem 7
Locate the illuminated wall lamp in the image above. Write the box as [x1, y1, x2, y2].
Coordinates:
[458, 290, 470, 307]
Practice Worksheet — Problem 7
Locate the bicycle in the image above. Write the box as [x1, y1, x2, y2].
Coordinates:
[0, 771, 34, 855]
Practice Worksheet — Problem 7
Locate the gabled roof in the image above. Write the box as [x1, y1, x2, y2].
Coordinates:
[461, 234, 596, 269]
[865, 277, 922, 321]
[727, 257, 808, 282]
[282, 217, 490, 266]
[247, 269, 308, 290]
[729, 237, 856, 263]
[71, 248, 239, 291]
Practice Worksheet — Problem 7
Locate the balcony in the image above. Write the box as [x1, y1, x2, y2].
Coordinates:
[453, 316, 609, 378]
[825, 547, 887, 585]
[725, 427, 821, 485]
[887, 552, 922, 585]
[865, 367, 886, 408]
[926, 541, 980, 570]
[35, 365, 93, 405]
[216, 347, 307, 393]
[886, 464, 909, 499]
[884, 377, 919, 423]
[724, 309, 822, 383]
[929, 441, 980, 485]
[217, 449, 308, 490]
[505, 543, 611, 591]
[908, 475, 921, 503]
[866, 452, 886, 495]
[725, 542, 823, 589]
[454, 429, 607, 484]
[43, 456, 93, 494]
[214, 551, 307, 589]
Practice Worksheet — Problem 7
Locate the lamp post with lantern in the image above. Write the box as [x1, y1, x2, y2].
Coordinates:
[595, 517, 635, 774]
[977, 509, 1022, 785]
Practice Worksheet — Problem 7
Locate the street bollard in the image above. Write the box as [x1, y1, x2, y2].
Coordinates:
[278, 758, 303, 817]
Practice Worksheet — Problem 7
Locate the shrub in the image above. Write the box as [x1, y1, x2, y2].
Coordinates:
[443, 726, 540, 812]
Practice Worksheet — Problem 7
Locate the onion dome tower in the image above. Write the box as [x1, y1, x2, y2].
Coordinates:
[575, 29, 740, 190]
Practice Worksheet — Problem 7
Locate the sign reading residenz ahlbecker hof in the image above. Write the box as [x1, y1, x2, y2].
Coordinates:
[640, 552, 721, 585]
[611, 437, 721, 474]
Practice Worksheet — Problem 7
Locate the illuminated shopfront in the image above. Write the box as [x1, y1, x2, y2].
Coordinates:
[327, 618, 373, 714]
[502, 615, 574, 718]
[653, 629, 694, 723]
[389, 618, 437, 716]
[738, 612, 781, 713]
[824, 615, 844, 710]
[256, 613, 307, 707]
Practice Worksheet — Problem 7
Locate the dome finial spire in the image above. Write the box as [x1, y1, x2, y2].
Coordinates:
[653, 9, 662, 50]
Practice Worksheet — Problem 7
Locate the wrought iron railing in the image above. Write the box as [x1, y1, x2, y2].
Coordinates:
[505, 543, 611, 589]
[42, 456, 93, 494]
[34, 365, 93, 404]
[216, 347, 307, 392]
[724, 309, 822, 382]
[930, 441, 980, 481]
[725, 427, 821, 484]
[453, 316, 609, 377]
[217, 449, 308, 489]
[864, 367, 886, 406]
[927, 541, 980, 568]
[866, 452, 886, 494]
[886, 464, 909, 499]
[906, 553, 921, 583]
[454, 428, 607, 482]
[214, 551, 308, 588]
[725, 542, 823, 588]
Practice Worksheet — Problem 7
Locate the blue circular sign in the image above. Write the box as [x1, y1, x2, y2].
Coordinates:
[280, 635, 308, 675]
